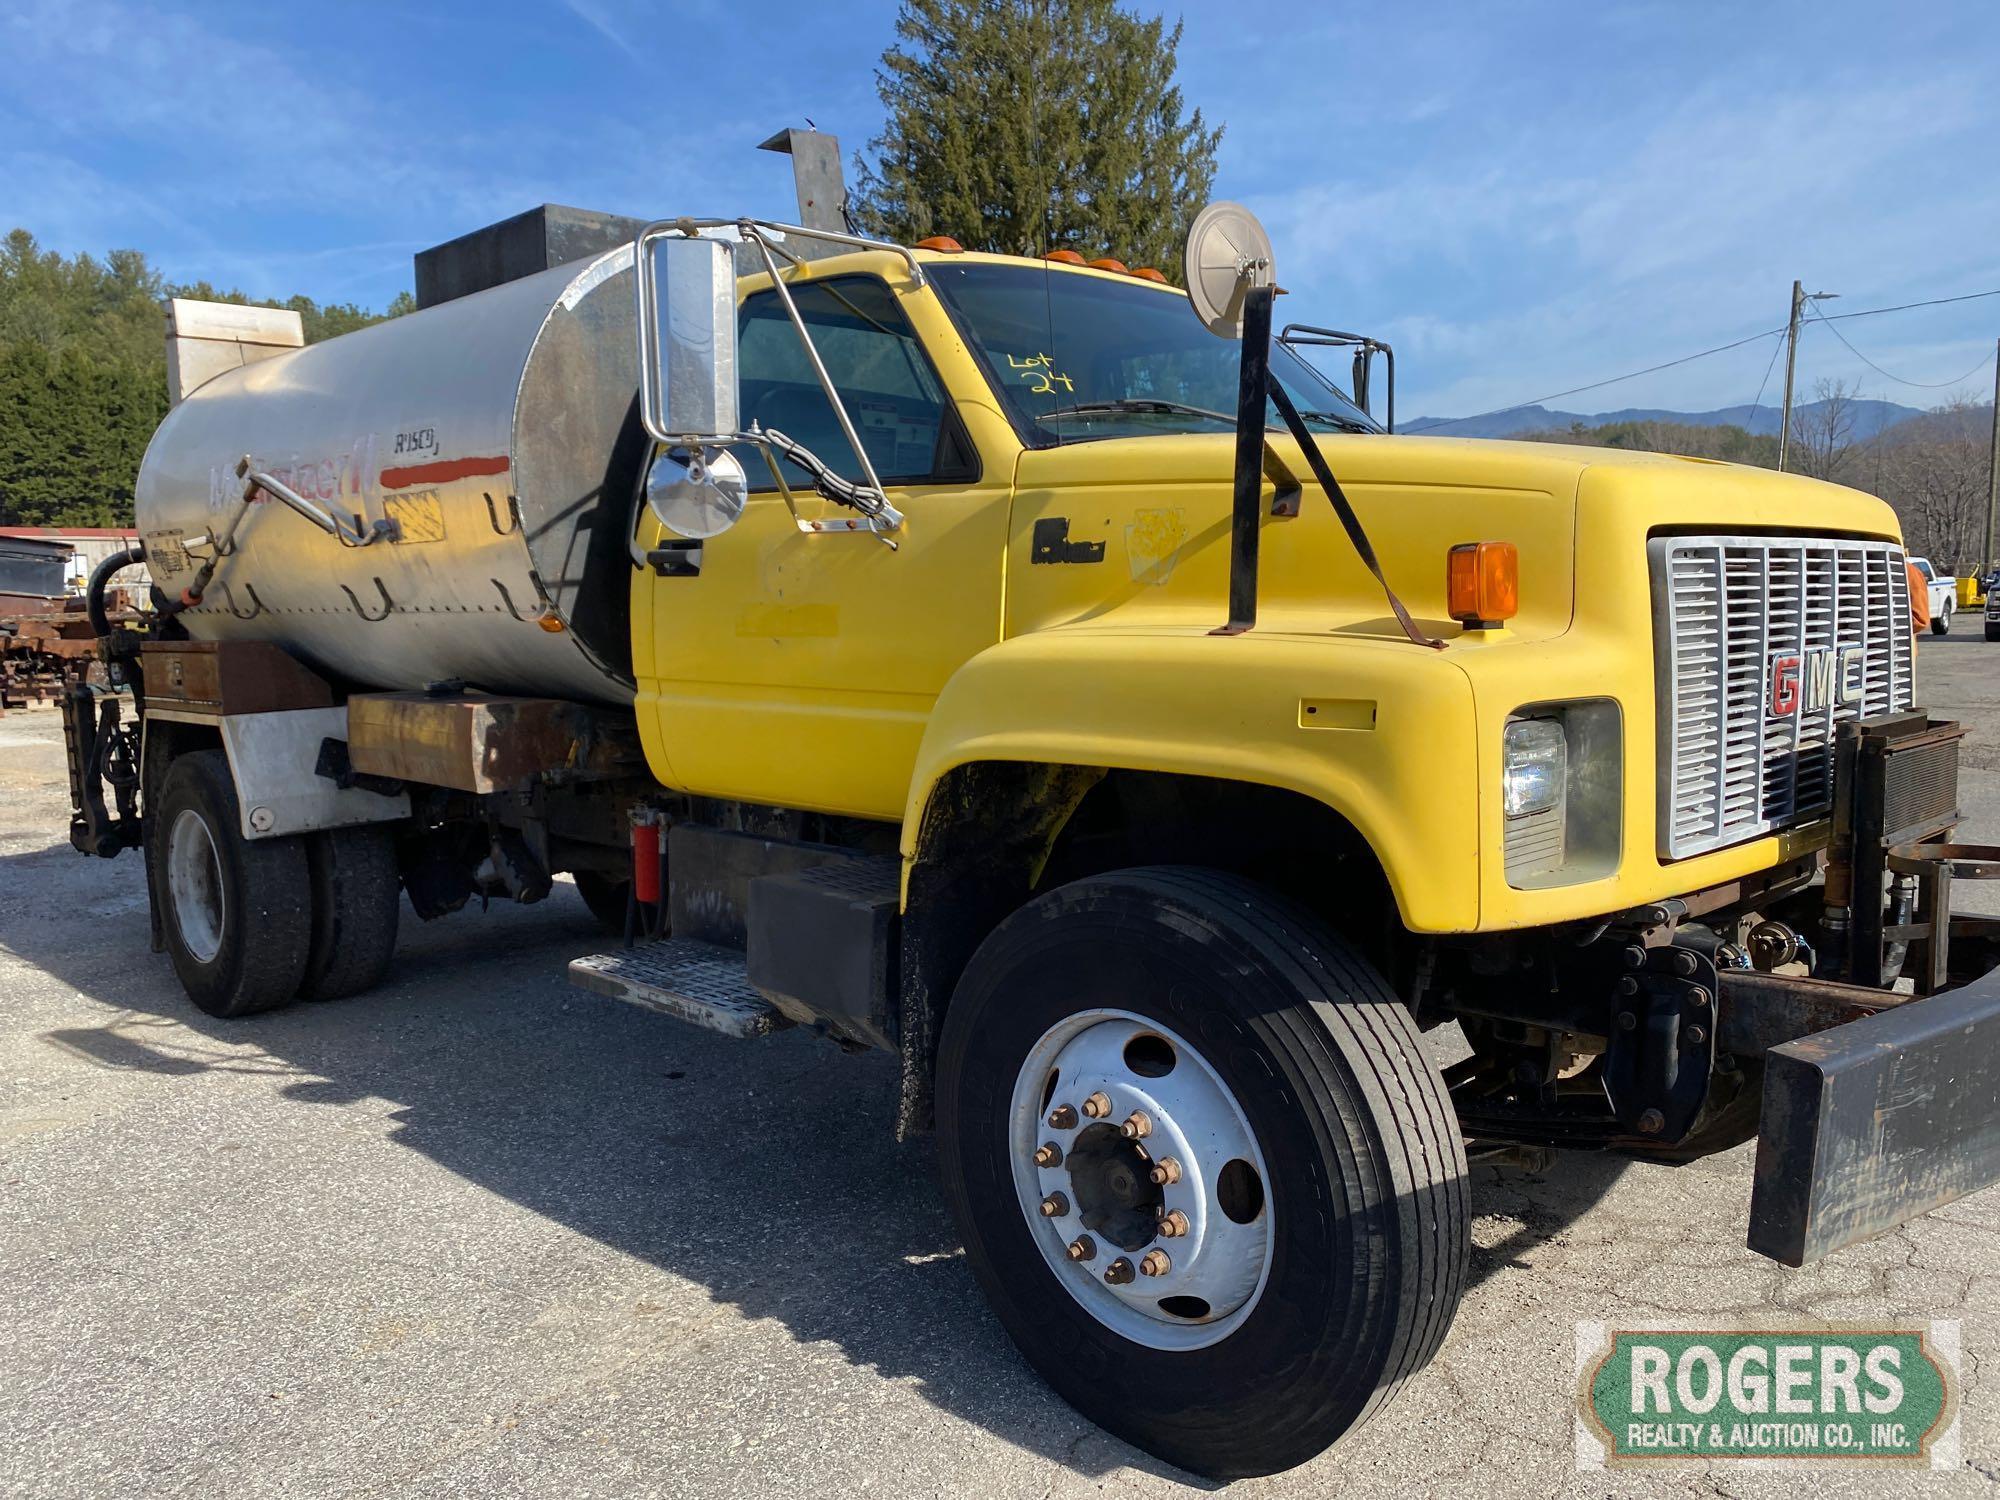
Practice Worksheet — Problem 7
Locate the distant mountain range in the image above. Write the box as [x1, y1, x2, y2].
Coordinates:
[1403, 397, 1924, 441]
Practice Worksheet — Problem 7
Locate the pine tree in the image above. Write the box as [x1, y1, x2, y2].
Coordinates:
[0, 230, 409, 527]
[853, 0, 1223, 275]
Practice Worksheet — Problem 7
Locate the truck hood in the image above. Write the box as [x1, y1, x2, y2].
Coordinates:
[1006, 431, 1904, 646]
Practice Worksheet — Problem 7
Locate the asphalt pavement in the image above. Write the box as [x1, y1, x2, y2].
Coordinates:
[2, 633, 1997, 1498]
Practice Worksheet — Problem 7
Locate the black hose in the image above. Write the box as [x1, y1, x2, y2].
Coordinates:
[86, 544, 146, 638]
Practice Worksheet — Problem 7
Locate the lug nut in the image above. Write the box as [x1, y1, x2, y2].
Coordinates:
[1686, 1024, 1707, 1045]
[1673, 950, 1699, 978]
[1637, 1108, 1665, 1135]
[1621, 944, 1648, 970]
[1039, 1192, 1069, 1217]
[1617, 976, 1639, 997]
[1140, 1249, 1172, 1278]
[1687, 986, 1711, 1009]
[1119, 1110, 1153, 1140]
[1066, 1235, 1097, 1262]
[1081, 1091, 1113, 1119]
[1047, 1103, 1078, 1130]
[1033, 1142, 1063, 1168]
[1157, 1209, 1190, 1238]
[1616, 1011, 1637, 1032]
[1148, 1157, 1183, 1186]
[1103, 1258, 1135, 1285]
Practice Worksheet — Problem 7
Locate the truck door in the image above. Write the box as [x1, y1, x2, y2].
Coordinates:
[634, 271, 1013, 821]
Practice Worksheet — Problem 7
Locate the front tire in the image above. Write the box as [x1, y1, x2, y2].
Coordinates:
[936, 868, 1468, 1479]
[153, 750, 311, 1018]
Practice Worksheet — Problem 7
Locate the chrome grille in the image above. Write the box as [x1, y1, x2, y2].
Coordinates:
[1652, 535, 1914, 858]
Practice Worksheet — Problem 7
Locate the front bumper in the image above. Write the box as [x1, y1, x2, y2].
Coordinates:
[1748, 955, 2000, 1264]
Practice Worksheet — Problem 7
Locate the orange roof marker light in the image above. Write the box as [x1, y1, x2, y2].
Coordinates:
[914, 236, 964, 253]
[1446, 542, 1518, 629]
[1129, 267, 1169, 283]
[1087, 257, 1129, 273]
[1044, 249, 1087, 265]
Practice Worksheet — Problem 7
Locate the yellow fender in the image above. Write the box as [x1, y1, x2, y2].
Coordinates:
[901, 624, 1484, 933]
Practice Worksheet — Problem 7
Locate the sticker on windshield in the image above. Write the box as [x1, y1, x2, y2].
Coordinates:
[1007, 352, 1075, 396]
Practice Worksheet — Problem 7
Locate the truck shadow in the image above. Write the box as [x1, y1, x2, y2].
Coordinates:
[6, 835, 1624, 1485]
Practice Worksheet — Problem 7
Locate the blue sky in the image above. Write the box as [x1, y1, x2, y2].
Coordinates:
[4, 0, 1999, 421]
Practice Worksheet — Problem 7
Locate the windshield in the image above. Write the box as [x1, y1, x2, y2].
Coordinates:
[927, 261, 1380, 442]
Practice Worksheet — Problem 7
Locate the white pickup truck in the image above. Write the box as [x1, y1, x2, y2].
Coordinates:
[1910, 556, 1957, 634]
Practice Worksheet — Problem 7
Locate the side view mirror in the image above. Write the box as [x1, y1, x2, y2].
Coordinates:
[637, 230, 740, 445]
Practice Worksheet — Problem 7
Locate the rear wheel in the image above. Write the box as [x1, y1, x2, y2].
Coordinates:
[936, 867, 1468, 1479]
[299, 824, 401, 1000]
[153, 750, 311, 1018]
[1933, 602, 1952, 636]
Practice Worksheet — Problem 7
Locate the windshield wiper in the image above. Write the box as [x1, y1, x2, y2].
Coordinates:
[1293, 409, 1375, 434]
[1036, 398, 1239, 426]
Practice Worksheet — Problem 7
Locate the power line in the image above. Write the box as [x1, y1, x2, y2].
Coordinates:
[1742, 328, 1788, 422]
[1406, 324, 1786, 433]
[1822, 287, 2000, 324]
[1804, 302, 1992, 390]
[1409, 283, 2000, 435]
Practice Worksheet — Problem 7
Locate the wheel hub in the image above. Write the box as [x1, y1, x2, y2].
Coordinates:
[166, 807, 225, 964]
[1066, 1123, 1163, 1250]
[1009, 1010, 1274, 1351]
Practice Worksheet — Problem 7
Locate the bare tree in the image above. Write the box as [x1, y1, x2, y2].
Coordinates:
[1790, 377, 1862, 483]
[1869, 396, 1990, 570]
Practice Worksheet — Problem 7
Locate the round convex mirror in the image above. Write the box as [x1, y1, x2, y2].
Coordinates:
[645, 446, 747, 540]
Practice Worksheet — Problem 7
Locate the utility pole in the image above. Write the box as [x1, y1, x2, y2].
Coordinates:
[1987, 337, 1999, 577]
[1779, 281, 1804, 473]
[1777, 280, 1838, 474]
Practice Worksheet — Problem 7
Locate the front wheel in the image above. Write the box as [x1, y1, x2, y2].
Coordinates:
[936, 868, 1468, 1479]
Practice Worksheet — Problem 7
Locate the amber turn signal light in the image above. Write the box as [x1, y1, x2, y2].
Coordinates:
[1447, 542, 1518, 628]
[914, 236, 964, 253]
[1043, 249, 1087, 265]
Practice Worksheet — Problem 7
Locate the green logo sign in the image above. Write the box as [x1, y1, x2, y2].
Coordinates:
[1576, 1324, 1958, 1467]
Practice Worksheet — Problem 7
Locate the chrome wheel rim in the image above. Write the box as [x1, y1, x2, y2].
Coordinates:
[1008, 1010, 1274, 1351]
[166, 808, 225, 964]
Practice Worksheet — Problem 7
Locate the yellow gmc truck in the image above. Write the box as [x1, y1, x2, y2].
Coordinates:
[63, 200, 2000, 1479]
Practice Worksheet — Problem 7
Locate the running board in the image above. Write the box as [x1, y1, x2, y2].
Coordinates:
[568, 940, 792, 1040]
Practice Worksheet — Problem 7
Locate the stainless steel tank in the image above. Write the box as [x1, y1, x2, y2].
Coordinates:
[136, 246, 644, 706]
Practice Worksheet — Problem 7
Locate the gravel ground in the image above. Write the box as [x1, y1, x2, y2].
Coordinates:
[1, 633, 1997, 1499]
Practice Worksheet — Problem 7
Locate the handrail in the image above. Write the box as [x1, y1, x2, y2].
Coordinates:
[235, 457, 399, 548]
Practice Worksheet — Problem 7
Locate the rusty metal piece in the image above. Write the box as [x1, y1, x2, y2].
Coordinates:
[1157, 1209, 1190, 1237]
[1637, 1108, 1665, 1135]
[1081, 1091, 1112, 1119]
[1103, 1258, 1135, 1285]
[1066, 1235, 1096, 1262]
[1148, 1157, 1183, 1186]
[346, 690, 641, 793]
[1139, 1249, 1172, 1277]
[1038, 1192, 1069, 1218]
[1119, 1110, 1153, 1139]
[1047, 1103, 1079, 1130]
[1033, 1142, 1063, 1169]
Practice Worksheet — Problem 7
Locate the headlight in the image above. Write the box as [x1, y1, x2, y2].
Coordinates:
[1502, 717, 1567, 818]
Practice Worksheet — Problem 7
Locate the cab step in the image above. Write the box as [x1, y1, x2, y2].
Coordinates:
[567, 939, 792, 1039]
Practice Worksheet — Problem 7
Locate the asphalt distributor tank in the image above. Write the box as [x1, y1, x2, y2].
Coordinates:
[135, 246, 643, 705]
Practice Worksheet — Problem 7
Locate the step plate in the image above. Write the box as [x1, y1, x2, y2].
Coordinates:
[568, 940, 790, 1039]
